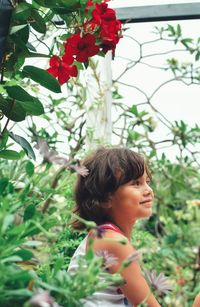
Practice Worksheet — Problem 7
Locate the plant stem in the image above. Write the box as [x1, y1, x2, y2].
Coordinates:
[1, 117, 10, 137]
[0, 57, 5, 84]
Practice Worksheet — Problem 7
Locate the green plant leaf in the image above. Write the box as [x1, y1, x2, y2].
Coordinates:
[80, 0, 88, 6]
[9, 132, 36, 160]
[22, 65, 61, 93]
[0, 178, 9, 195]
[31, 9, 47, 34]
[0, 150, 22, 160]
[2, 256, 23, 263]
[60, 0, 80, 8]
[33, 0, 55, 7]
[195, 51, 200, 61]
[24, 205, 36, 221]
[12, 25, 30, 45]
[12, 2, 32, 21]
[0, 97, 26, 122]
[0, 130, 9, 150]
[10, 24, 28, 35]
[13, 249, 33, 261]
[1, 214, 14, 233]
[26, 42, 37, 52]
[25, 161, 35, 177]
[129, 105, 138, 116]
[5, 86, 44, 115]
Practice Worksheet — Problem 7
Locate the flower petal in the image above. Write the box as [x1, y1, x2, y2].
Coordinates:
[62, 53, 74, 65]
[49, 55, 60, 67]
[47, 67, 59, 78]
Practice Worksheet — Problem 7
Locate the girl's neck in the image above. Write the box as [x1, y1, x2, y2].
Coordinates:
[106, 220, 135, 240]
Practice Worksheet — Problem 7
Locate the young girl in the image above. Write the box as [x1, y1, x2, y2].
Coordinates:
[68, 147, 200, 307]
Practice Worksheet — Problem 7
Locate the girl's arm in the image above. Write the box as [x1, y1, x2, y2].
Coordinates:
[92, 230, 161, 307]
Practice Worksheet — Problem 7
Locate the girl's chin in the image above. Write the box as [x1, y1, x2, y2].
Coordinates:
[140, 208, 153, 218]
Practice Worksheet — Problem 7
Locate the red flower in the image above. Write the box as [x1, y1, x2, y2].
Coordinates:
[101, 39, 116, 55]
[92, 2, 116, 24]
[100, 20, 121, 41]
[65, 33, 99, 63]
[100, 20, 122, 54]
[86, 0, 94, 8]
[47, 54, 78, 85]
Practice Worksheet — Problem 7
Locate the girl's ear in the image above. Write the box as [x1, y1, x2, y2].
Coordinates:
[101, 196, 112, 209]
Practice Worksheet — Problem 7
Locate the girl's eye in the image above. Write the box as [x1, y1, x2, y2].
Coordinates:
[132, 180, 140, 186]
[146, 179, 151, 186]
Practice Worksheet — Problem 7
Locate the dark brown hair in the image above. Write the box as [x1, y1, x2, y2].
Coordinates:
[70, 147, 149, 230]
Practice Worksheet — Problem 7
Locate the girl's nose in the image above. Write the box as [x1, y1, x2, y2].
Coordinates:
[144, 184, 153, 196]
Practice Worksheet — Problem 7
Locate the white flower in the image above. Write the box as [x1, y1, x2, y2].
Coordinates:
[28, 290, 61, 307]
[70, 165, 89, 177]
[95, 250, 118, 269]
[145, 270, 173, 294]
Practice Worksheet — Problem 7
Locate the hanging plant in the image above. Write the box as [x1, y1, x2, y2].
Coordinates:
[47, 0, 122, 84]
[0, 0, 122, 160]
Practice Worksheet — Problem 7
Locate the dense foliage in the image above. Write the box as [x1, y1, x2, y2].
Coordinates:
[0, 154, 200, 306]
[0, 1, 200, 306]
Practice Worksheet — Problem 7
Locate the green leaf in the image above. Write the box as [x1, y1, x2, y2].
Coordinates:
[24, 205, 36, 221]
[74, 61, 84, 70]
[9, 132, 36, 160]
[53, 256, 64, 275]
[12, 25, 29, 45]
[25, 161, 35, 177]
[177, 24, 181, 37]
[0, 150, 22, 160]
[10, 24, 28, 35]
[13, 2, 31, 21]
[33, 0, 54, 7]
[167, 24, 176, 36]
[129, 105, 138, 116]
[2, 256, 23, 263]
[195, 51, 200, 61]
[60, 0, 79, 6]
[22, 65, 61, 93]
[31, 9, 47, 34]
[0, 130, 9, 150]
[80, 0, 88, 8]
[1, 214, 14, 233]
[60, 33, 72, 41]
[181, 38, 193, 49]
[85, 245, 94, 261]
[0, 97, 26, 122]
[6, 86, 44, 115]
[128, 130, 141, 141]
[0, 178, 9, 195]
[26, 42, 37, 52]
[13, 249, 33, 261]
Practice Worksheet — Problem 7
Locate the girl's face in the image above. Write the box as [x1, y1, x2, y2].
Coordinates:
[108, 171, 154, 223]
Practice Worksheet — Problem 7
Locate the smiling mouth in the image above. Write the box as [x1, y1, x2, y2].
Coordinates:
[140, 200, 153, 208]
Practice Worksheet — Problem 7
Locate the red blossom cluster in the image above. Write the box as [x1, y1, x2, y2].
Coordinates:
[47, 0, 122, 85]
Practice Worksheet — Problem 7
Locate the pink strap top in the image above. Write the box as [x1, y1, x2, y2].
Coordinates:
[86, 223, 123, 251]
[97, 223, 123, 234]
